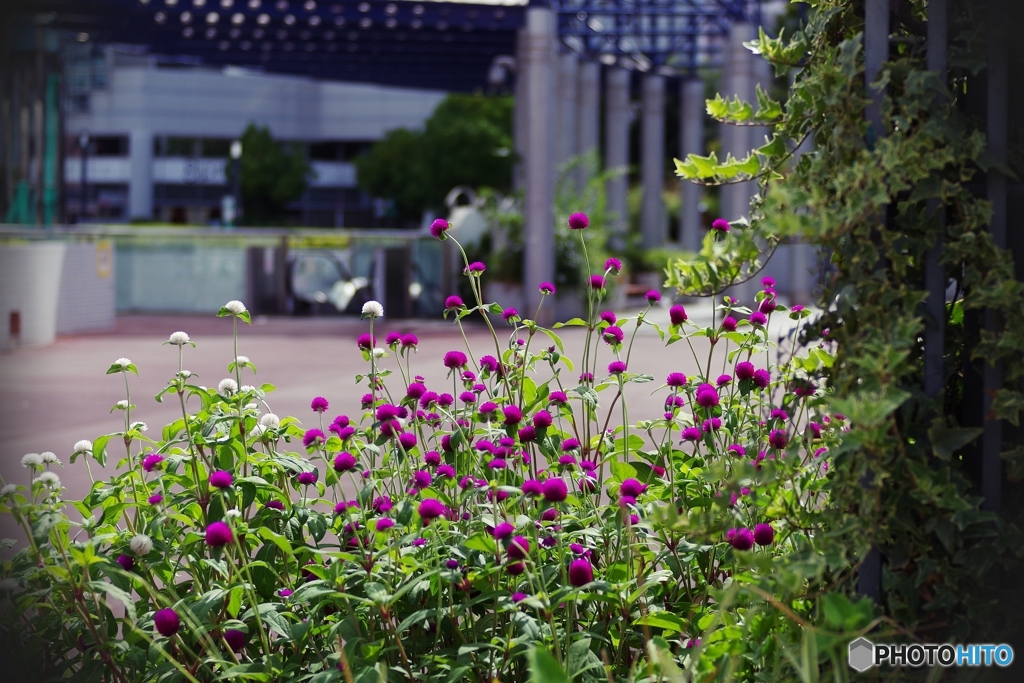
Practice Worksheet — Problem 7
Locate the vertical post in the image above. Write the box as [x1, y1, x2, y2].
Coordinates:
[679, 77, 704, 251]
[79, 131, 88, 222]
[576, 60, 600, 192]
[982, 0, 1006, 513]
[128, 130, 153, 221]
[521, 4, 556, 325]
[858, 0, 889, 603]
[640, 74, 665, 249]
[555, 52, 578, 172]
[512, 28, 529, 192]
[924, 0, 947, 401]
[604, 67, 630, 249]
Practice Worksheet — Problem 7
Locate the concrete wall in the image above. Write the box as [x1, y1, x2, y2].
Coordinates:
[0, 243, 66, 350]
[56, 241, 116, 334]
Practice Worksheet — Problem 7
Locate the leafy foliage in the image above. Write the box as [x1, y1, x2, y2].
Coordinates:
[229, 124, 313, 226]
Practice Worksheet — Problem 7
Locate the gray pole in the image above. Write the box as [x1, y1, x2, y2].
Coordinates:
[555, 52, 578, 173]
[128, 130, 153, 221]
[576, 60, 600, 192]
[522, 6, 556, 325]
[604, 67, 630, 250]
[512, 28, 529, 192]
[679, 77, 704, 251]
[640, 74, 665, 249]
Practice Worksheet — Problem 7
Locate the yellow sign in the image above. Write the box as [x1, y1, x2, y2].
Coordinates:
[96, 240, 112, 278]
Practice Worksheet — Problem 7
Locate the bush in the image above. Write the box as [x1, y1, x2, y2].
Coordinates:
[0, 219, 838, 682]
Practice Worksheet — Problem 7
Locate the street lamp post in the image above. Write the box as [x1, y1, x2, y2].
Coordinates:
[78, 131, 89, 223]
[228, 140, 242, 229]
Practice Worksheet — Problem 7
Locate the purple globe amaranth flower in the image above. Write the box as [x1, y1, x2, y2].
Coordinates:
[423, 450, 441, 466]
[116, 554, 135, 571]
[791, 304, 805, 313]
[209, 470, 233, 489]
[479, 401, 498, 416]
[412, 537, 427, 547]
[570, 543, 585, 555]
[716, 374, 733, 386]
[602, 326, 624, 345]
[619, 478, 647, 498]
[769, 429, 788, 449]
[579, 372, 594, 383]
[492, 522, 514, 540]
[302, 429, 325, 448]
[479, 355, 499, 373]
[265, 499, 285, 511]
[502, 307, 519, 322]
[759, 296, 777, 314]
[735, 361, 755, 380]
[443, 350, 468, 369]
[770, 408, 789, 421]
[402, 333, 419, 348]
[728, 444, 747, 457]
[711, 218, 731, 232]
[541, 535, 558, 548]
[753, 523, 775, 546]
[568, 559, 594, 587]
[702, 417, 722, 432]
[148, 494, 163, 505]
[457, 391, 475, 404]
[376, 403, 399, 421]
[532, 409, 553, 429]
[578, 476, 597, 493]
[561, 438, 580, 452]
[357, 333, 375, 350]
[398, 432, 417, 450]
[154, 608, 180, 637]
[279, 588, 293, 598]
[752, 369, 771, 388]
[695, 385, 720, 408]
[503, 405, 523, 425]
[666, 372, 687, 387]
[558, 454, 577, 468]
[142, 453, 164, 473]
[608, 361, 627, 375]
[412, 470, 432, 489]
[549, 391, 567, 405]
[445, 295, 464, 309]
[311, 396, 329, 413]
[332, 414, 350, 428]
[728, 528, 755, 551]
[224, 629, 246, 652]
[522, 479, 543, 496]
[669, 304, 687, 325]
[539, 281, 556, 295]
[430, 218, 450, 239]
[599, 311, 617, 326]
[406, 383, 427, 400]
[360, 393, 374, 408]
[542, 478, 568, 502]
[376, 518, 395, 532]
[541, 508, 559, 522]
[507, 536, 530, 559]
[512, 591, 528, 603]
[721, 316, 737, 332]
[464, 261, 486, 275]
[420, 391, 439, 410]
[589, 274, 606, 290]
[682, 427, 702, 442]
[418, 498, 445, 521]
[297, 470, 318, 486]
[518, 425, 537, 442]
[645, 290, 661, 304]
[373, 496, 393, 513]
[749, 311, 767, 326]
[568, 212, 589, 230]
[436, 464, 456, 478]
[205, 521, 233, 547]
[604, 257, 622, 274]
[506, 561, 526, 575]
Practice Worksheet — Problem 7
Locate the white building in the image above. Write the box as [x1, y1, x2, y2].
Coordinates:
[64, 46, 447, 225]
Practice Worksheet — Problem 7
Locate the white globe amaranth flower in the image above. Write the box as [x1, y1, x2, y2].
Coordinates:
[21, 453, 42, 468]
[362, 300, 384, 318]
[129, 534, 153, 555]
[74, 440, 93, 454]
[224, 300, 247, 315]
[1, 484, 17, 496]
[218, 378, 239, 394]
[249, 424, 267, 438]
[113, 357, 132, 369]
[372, 347, 386, 359]
[39, 452, 59, 464]
[168, 331, 191, 345]
[180, 370, 193, 378]
[34, 472, 61, 488]
[135, 422, 149, 433]
[244, 402, 259, 412]
[235, 355, 250, 365]
[115, 400, 129, 409]
[240, 385, 256, 393]
[225, 509, 242, 519]
[259, 413, 280, 429]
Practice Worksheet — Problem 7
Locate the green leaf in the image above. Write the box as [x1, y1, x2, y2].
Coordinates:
[635, 612, 687, 634]
[88, 581, 137, 622]
[553, 318, 588, 328]
[527, 646, 569, 683]
[928, 422, 983, 461]
[216, 664, 271, 681]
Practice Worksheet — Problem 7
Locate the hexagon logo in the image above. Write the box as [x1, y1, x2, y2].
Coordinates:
[848, 637, 875, 672]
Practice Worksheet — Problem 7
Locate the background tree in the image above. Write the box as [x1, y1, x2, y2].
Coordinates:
[356, 94, 514, 219]
[229, 123, 312, 226]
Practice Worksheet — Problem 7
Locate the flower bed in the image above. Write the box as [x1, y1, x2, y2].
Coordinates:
[1, 215, 838, 682]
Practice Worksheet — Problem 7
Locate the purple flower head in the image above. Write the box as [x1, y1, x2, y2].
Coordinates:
[116, 554, 135, 571]
[361, 393, 374, 409]
[503, 405, 523, 425]
[578, 475, 597, 493]
[464, 261, 486, 275]
[589, 274, 606, 290]
[539, 281, 556, 295]
[375, 404, 399, 421]
[357, 333, 375, 350]
[418, 498, 445, 521]
[619, 495, 636, 507]
[376, 518, 395, 532]
[479, 402, 498, 416]
[412, 537, 427, 547]
[711, 218, 731, 232]
[791, 304, 805, 314]
[579, 372, 594, 383]
[385, 331, 402, 346]
[518, 425, 536, 442]
[302, 429, 325, 448]
[580, 460, 596, 472]
[570, 543, 585, 555]
[209, 470, 233, 489]
[528, 410, 552, 429]
[645, 290, 662, 304]
[445, 295, 465, 310]
[753, 369, 771, 389]
[424, 450, 441, 466]
[488, 458, 507, 470]
[728, 528, 755, 551]
[735, 361, 755, 380]
[224, 629, 246, 652]
[568, 559, 594, 587]
[568, 212, 589, 230]
[599, 311, 617, 326]
[561, 438, 580, 452]
[521, 479, 543, 497]
[759, 296, 777, 314]
[436, 464, 455, 478]
[669, 304, 687, 325]
[405, 383, 427, 400]
[148, 494, 163, 505]
[265, 499, 284, 511]
[332, 414, 350, 428]
[401, 333, 419, 348]
[333, 452, 357, 472]
[652, 465, 666, 477]
[399, 432, 417, 450]
[603, 326, 624, 345]
[558, 454, 577, 468]
[769, 429, 788, 449]
[666, 372, 687, 387]
[502, 307, 519, 322]
[770, 408, 789, 421]
[373, 496, 393, 513]
[154, 608, 180, 637]
[541, 535, 558, 548]
[506, 561, 526, 575]
[205, 521, 233, 547]
[604, 257, 622, 274]
[142, 453, 165, 473]
[753, 523, 774, 546]
[761, 276, 775, 288]
[619, 478, 647, 498]
[445, 559, 460, 570]
[512, 591, 528, 603]
[411, 470, 432, 490]
[702, 417, 722, 432]
[682, 427, 702, 442]
[716, 374, 733, 387]
[492, 522, 514, 540]
[549, 391, 568, 405]
[608, 361, 627, 375]
[420, 391, 439, 410]
[695, 385, 720, 408]
[727, 444, 746, 457]
[333, 500, 350, 515]
[332, 424, 355, 440]
[430, 218, 450, 239]
[721, 316, 737, 332]
[749, 311, 767, 326]
[541, 508, 559, 522]
[297, 470, 318, 486]
[440, 434, 453, 452]
[443, 350, 468, 369]
[479, 355, 499, 373]
[542, 478, 568, 502]
[279, 588, 293, 598]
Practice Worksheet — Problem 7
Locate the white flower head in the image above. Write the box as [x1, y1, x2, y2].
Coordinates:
[180, 370, 193, 378]
[34, 472, 61, 488]
[21, 453, 42, 468]
[225, 300, 247, 315]
[372, 347, 386, 359]
[249, 424, 267, 438]
[218, 378, 238, 394]
[1, 484, 17, 496]
[74, 440, 93, 454]
[39, 452, 59, 465]
[244, 402, 259, 412]
[259, 413, 280, 429]
[240, 385, 256, 393]
[116, 400, 129, 409]
[129, 534, 153, 555]
[225, 509, 242, 519]
[168, 331, 191, 345]
[362, 300, 384, 319]
[135, 422, 148, 433]
[235, 355, 250, 365]
[113, 357, 132, 369]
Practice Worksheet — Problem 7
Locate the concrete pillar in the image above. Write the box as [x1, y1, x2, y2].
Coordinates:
[576, 60, 600, 190]
[555, 52, 578, 171]
[521, 7, 556, 324]
[128, 129, 153, 221]
[679, 77, 704, 251]
[604, 67, 630, 247]
[512, 29, 529, 192]
[640, 74, 665, 249]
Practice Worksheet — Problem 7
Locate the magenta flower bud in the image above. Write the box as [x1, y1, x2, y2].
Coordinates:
[423, 450, 441, 466]
[443, 350, 468, 369]
[376, 518, 395, 532]
[401, 333, 418, 347]
[398, 432, 417, 450]
[209, 470, 233, 489]
[154, 608, 180, 637]
[542, 478, 568, 502]
[148, 494, 163, 505]
[373, 496, 393, 513]
[749, 311, 767, 326]
[695, 386, 720, 408]
[619, 478, 646, 498]
[753, 369, 771, 388]
[727, 444, 746, 457]
[430, 218, 450, 239]
[502, 307, 519, 322]
[418, 498, 445, 520]
[116, 554, 135, 571]
[728, 528, 755, 551]
[549, 391, 567, 405]
[666, 372, 687, 387]
[702, 417, 722, 432]
[761, 276, 775, 288]
[669, 304, 687, 325]
[602, 326, 624, 345]
[682, 427, 702, 441]
[507, 535, 530, 559]
[539, 281, 556, 295]
[302, 429, 325, 448]
[735, 361, 755, 380]
[357, 333, 375, 350]
[464, 261, 486, 275]
[769, 429, 788, 449]
[568, 559, 594, 587]
[532, 410, 552, 429]
[604, 257, 622, 274]
[599, 311, 617, 325]
[518, 425, 536, 442]
[716, 374, 732, 387]
[608, 361, 626, 375]
[644, 290, 661, 304]
[506, 561, 526, 575]
[492, 522, 514, 540]
[297, 470, 318, 486]
[436, 464, 455, 478]
[568, 212, 589, 230]
[413, 470, 432, 489]
[141, 453, 164, 473]
[406, 382, 427, 400]
[589, 274, 605, 290]
[503, 405, 523, 425]
[721, 316, 737, 332]
[205, 521, 233, 547]
[445, 295, 464, 309]
[759, 296, 777, 314]
[522, 479, 543, 496]
[479, 355, 499, 373]
[512, 591, 527, 602]
[711, 218, 730, 232]
[753, 523, 774, 546]
[541, 508, 558, 522]
[310, 396, 329, 412]
[224, 628, 246, 652]
[265, 499, 284, 510]
[561, 438, 579, 451]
